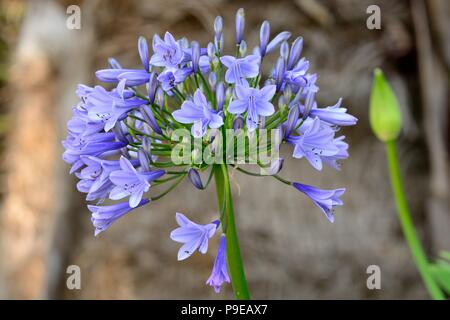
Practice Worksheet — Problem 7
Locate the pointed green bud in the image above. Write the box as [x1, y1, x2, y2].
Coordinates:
[369, 68, 402, 142]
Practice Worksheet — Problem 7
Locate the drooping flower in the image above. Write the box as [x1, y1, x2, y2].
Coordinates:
[220, 54, 260, 85]
[172, 89, 224, 137]
[109, 156, 165, 208]
[170, 212, 218, 261]
[293, 182, 345, 222]
[150, 32, 184, 68]
[228, 84, 276, 131]
[206, 235, 230, 293]
[88, 199, 150, 236]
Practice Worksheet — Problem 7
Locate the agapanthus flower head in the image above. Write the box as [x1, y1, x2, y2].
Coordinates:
[63, 7, 357, 295]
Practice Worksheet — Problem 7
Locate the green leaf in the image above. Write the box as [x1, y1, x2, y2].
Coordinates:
[429, 251, 450, 295]
[369, 68, 402, 142]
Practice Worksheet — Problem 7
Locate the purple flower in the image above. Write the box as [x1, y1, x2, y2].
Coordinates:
[235, 8, 245, 45]
[282, 58, 310, 90]
[157, 67, 190, 92]
[228, 84, 276, 131]
[138, 36, 150, 71]
[287, 37, 303, 69]
[96, 68, 150, 86]
[88, 199, 149, 236]
[307, 98, 358, 126]
[293, 182, 345, 223]
[150, 32, 184, 68]
[172, 89, 223, 137]
[321, 136, 349, 170]
[84, 86, 146, 131]
[77, 156, 142, 202]
[63, 132, 126, 173]
[109, 156, 165, 208]
[266, 31, 291, 55]
[286, 117, 339, 170]
[206, 235, 230, 293]
[220, 54, 260, 85]
[188, 168, 204, 190]
[259, 21, 270, 57]
[170, 212, 218, 261]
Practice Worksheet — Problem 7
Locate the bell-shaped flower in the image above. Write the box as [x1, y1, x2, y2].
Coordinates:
[286, 117, 339, 170]
[170, 212, 218, 261]
[109, 156, 165, 208]
[293, 182, 345, 223]
[206, 235, 230, 293]
[88, 199, 149, 236]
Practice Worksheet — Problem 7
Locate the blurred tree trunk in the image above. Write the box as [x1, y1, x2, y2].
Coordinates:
[411, 0, 450, 254]
[0, 0, 93, 299]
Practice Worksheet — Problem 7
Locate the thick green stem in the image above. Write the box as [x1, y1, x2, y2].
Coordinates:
[385, 140, 444, 300]
[214, 164, 251, 299]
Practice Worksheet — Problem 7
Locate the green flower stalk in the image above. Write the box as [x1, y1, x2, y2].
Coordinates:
[370, 68, 444, 300]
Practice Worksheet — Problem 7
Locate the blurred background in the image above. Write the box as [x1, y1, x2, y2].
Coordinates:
[0, 0, 448, 299]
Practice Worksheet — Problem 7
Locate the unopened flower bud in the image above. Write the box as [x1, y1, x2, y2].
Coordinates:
[370, 68, 402, 142]
[188, 168, 204, 190]
[259, 20, 270, 57]
[235, 8, 245, 45]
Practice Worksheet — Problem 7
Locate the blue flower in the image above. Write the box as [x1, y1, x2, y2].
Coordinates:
[96, 68, 150, 86]
[293, 182, 345, 223]
[206, 235, 230, 293]
[228, 84, 276, 131]
[109, 156, 165, 208]
[282, 58, 310, 90]
[321, 136, 349, 170]
[220, 54, 260, 84]
[77, 156, 140, 201]
[172, 89, 224, 137]
[307, 98, 358, 126]
[84, 86, 146, 131]
[170, 212, 218, 261]
[88, 199, 149, 236]
[157, 67, 190, 92]
[62, 132, 126, 173]
[150, 32, 184, 68]
[286, 117, 340, 170]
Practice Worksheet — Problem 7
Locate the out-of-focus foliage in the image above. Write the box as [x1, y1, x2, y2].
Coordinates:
[430, 252, 450, 295]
